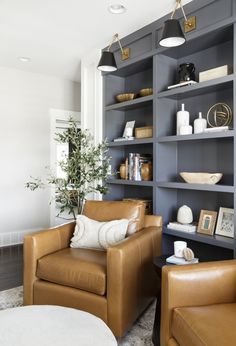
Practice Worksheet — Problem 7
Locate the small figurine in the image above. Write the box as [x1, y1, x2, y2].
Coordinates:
[177, 205, 193, 224]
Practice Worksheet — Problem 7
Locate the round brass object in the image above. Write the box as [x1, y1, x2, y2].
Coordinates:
[207, 103, 232, 127]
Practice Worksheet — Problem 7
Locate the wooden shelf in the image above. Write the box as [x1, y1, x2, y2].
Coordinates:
[107, 179, 154, 187]
[163, 226, 234, 250]
[109, 138, 154, 147]
[157, 182, 234, 193]
[157, 75, 234, 100]
[156, 25, 233, 60]
[157, 130, 234, 142]
[103, 54, 153, 77]
[105, 94, 153, 111]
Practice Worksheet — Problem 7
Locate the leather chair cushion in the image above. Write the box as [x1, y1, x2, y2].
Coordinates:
[37, 248, 107, 296]
[172, 303, 236, 346]
[83, 200, 145, 235]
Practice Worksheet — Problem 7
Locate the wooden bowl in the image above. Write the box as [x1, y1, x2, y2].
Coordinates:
[116, 93, 136, 103]
[180, 172, 223, 184]
[139, 88, 153, 97]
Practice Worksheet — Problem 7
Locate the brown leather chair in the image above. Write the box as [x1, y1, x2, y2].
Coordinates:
[24, 200, 162, 337]
[161, 260, 236, 346]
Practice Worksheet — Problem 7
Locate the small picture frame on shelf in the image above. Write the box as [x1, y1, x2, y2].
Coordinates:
[122, 121, 135, 138]
[197, 210, 217, 236]
[215, 207, 234, 238]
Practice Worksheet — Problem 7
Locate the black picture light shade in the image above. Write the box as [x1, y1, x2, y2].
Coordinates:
[97, 51, 117, 72]
[159, 19, 186, 47]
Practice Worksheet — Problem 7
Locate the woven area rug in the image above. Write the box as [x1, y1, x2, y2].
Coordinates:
[0, 286, 156, 346]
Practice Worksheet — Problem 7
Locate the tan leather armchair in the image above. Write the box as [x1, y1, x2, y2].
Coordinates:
[161, 260, 236, 346]
[24, 200, 162, 337]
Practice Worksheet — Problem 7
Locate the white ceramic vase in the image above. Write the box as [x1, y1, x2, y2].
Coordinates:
[176, 104, 190, 135]
[177, 205, 193, 224]
[194, 112, 207, 134]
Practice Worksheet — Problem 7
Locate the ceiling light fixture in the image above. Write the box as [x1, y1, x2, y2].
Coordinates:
[97, 33, 130, 72]
[18, 56, 31, 62]
[108, 4, 126, 14]
[159, 0, 196, 48]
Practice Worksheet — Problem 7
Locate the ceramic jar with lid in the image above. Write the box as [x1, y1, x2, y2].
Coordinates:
[178, 63, 196, 83]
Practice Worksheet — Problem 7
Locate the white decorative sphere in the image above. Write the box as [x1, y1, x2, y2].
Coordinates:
[177, 205, 193, 224]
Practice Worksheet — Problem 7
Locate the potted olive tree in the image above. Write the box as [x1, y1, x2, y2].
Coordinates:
[26, 118, 111, 219]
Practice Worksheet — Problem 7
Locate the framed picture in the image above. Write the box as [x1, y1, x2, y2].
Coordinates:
[122, 121, 135, 138]
[215, 207, 234, 238]
[197, 210, 217, 236]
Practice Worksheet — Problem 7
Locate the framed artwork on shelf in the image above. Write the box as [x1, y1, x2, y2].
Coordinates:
[122, 121, 135, 138]
[197, 210, 217, 236]
[215, 207, 234, 238]
[114, 121, 135, 142]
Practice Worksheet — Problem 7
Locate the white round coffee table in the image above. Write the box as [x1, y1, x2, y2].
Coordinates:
[0, 305, 117, 346]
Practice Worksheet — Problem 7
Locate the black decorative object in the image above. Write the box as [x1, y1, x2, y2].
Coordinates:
[178, 63, 196, 82]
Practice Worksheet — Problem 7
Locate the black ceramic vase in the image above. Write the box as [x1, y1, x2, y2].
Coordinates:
[178, 63, 196, 83]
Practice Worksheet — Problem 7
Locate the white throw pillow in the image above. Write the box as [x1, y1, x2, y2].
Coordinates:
[70, 215, 129, 250]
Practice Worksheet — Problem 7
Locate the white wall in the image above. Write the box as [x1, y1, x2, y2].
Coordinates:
[81, 49, 102, 144]
[0, 66, 80, 240]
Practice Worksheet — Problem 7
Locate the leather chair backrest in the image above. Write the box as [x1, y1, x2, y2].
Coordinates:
[83, 200, 145, 235]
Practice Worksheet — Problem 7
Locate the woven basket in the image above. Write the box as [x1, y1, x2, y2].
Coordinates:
[135, 126, 153, 138]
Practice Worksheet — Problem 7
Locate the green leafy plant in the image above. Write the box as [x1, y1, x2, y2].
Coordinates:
[26, 118, 111, 219]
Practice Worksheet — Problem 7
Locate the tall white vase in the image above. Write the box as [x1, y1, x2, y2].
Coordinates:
[176, 104, 190, 135]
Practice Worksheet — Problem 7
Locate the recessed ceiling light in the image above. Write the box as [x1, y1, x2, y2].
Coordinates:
[18, 56, 31, 62]
[108, 4, 126, 14]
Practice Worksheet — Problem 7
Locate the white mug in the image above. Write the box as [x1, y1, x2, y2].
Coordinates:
[174, 241, 187, 258]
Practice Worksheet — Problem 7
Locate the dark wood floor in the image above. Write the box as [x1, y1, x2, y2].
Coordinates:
[0, 244, 23, 291]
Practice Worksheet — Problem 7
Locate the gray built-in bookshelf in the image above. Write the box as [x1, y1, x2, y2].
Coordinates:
[102, 0, 236, 260]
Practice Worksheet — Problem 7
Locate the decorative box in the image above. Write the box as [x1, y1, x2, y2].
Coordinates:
[135, 126, 153, 138]
[199, 65, 232, 82]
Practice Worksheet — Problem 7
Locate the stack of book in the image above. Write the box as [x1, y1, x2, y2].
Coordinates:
[167, 222, 197, 233]
[166, 255, 199, 265]
[113, 137, 134, 142]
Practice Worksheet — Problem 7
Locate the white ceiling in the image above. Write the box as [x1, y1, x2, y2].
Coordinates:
[0, 0, 193, 82]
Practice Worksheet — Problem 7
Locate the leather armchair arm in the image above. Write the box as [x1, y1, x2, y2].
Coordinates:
[144, 215, 162, 228]
[107, 224, 162, 337]
[161, 260, 236, 346]
[23, 222, 75, 305]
